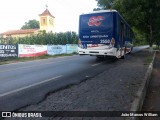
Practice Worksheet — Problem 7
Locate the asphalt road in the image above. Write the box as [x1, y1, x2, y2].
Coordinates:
[0, 45, 149, 111]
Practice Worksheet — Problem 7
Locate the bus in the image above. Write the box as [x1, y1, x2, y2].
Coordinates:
[78, 10, 134, 59]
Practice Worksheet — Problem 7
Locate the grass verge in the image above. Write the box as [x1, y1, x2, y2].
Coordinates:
[144, 56, 153, 65]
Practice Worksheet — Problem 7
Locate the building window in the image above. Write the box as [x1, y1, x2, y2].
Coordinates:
[41, 17, 47, 26]
[43, 19, 46, 24]
[49, 19, 53, 25]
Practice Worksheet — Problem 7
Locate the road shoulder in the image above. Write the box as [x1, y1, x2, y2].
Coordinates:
[140, 51, 160, 120]
[4, 50, 154, 120]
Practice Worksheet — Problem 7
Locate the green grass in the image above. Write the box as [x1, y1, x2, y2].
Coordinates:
[0, 53, 78, 65]
[144, 56, 153, 65]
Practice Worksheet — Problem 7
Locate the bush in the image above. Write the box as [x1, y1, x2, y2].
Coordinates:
[1, 31, 78, 45]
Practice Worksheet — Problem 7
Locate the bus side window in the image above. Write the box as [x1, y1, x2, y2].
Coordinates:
[124, 25, 127, 39]
[120, 20, 125, 46]
[126, 27, 128, 39]
[127, 27, 129, 39]
[129, 29, 130, 39]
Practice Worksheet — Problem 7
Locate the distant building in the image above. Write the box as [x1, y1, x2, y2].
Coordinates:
[0, 29, 39, 39]
[39, 8, 55, 33]
[0, 7, 55, 40]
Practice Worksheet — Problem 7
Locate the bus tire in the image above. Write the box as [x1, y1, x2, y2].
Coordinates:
[121, 47, 126, 59]
[128, 47, 133, 54]
[120, 54, 125, 59]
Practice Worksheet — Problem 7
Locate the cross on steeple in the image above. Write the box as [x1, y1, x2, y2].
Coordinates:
[46, 4, 48, 9]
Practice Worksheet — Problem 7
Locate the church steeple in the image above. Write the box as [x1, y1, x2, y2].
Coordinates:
[39, 6, 55, 32]
[46, 4, 48, 9]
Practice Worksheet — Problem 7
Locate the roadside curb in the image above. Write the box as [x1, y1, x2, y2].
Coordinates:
[126, 51, 156, 120]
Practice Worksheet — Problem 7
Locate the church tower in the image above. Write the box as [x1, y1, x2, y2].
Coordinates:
[39, 6, 55, 33]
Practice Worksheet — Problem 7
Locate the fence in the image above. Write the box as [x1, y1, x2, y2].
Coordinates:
[0, 44, 78, 58]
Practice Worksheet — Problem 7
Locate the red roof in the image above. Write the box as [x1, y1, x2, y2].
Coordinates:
[0, 29, 39, 35]
[39, 9, 55, 18]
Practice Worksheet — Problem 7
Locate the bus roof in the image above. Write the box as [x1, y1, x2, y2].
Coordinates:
[81, 9, 118, 15]
[80, 9, 132, 32]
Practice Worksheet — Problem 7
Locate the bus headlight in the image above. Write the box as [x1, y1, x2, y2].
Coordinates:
[78, 39, 83, 48]
[110, 37, 115, 47]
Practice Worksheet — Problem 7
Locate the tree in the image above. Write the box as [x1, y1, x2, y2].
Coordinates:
[95, 0, 160, 47]
[0, 35, 3, 43]
[95, 0, 114, 9]
[21, 19, 40, 29]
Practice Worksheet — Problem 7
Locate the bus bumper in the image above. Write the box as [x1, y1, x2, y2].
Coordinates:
[78, 48, 116, 56]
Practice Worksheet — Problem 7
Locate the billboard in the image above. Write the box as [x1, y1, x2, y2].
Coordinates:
[19, 44, 47, 57]
[47, 45, 66, 55]
[0, 44, 18, 58]
[66, 44, 78, 53]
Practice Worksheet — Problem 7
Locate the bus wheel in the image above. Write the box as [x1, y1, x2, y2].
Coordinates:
[121, 48, 126, 59]
[121, 54, 125, 59]
[128, 47, 133, 54]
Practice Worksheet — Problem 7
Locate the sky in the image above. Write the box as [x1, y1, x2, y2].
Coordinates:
[0, 0, 97, 33]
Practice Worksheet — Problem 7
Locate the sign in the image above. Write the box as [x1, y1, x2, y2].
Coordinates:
[47, 45, 66, 55]
[19, 44, 47, 57]
[66, 44, 78, 53]
[0, 44, 18, 58]
[88, 16, 104, 26]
